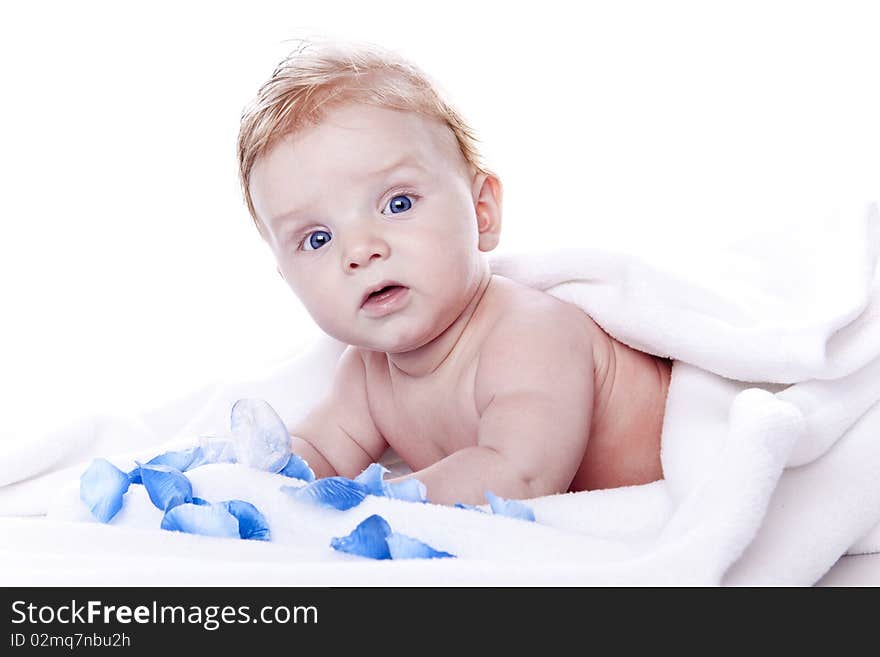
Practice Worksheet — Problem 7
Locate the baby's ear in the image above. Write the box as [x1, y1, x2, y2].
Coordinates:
[473, 172, 503, 252]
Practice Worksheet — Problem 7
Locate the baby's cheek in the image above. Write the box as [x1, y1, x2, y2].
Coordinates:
[309, 303, 350, 337]
[287, 285, 333, 327]
[425, 235, 479, 277]
[436, 217, 479, 245]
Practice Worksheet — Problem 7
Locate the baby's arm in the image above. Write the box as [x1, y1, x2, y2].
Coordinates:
[391, 311, 595, 505]
[289, 346, 387, 479]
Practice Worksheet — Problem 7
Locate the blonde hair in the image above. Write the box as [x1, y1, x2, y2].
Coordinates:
[237, 38, 490, 226]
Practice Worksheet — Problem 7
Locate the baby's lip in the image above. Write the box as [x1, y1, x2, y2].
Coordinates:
[360, 280, 408, 307]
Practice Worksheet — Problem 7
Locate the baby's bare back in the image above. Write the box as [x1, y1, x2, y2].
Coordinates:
[571, 331, 671, 490]
[361, 275, 670, 496]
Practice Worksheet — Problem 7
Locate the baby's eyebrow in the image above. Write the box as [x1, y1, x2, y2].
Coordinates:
[268, 156, 427, 227]
[369, 155, 427, 179]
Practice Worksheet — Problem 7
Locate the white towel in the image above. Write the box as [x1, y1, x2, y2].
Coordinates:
[1, 200, 877, 586]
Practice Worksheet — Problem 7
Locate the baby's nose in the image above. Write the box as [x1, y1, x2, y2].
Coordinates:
[345, 238, 389, 270]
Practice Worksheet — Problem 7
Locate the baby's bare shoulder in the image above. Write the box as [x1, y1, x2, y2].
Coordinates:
[484, 276, 598, 345]
[474, 277, 597, 411]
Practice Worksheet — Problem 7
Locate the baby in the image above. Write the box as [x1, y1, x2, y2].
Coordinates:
[238, 40, 672, 505]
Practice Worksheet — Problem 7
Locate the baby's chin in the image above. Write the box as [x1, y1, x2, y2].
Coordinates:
[332, 323, 448, 355]
[348, 333, 435, 355]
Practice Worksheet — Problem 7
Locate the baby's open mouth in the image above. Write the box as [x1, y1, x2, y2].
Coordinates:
[364, 285, 405, 303]
[361, 282, 409, 310]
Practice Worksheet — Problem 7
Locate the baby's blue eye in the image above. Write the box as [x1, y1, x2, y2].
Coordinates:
[385, 195, 413, 214]
[302, 230, 332, 251]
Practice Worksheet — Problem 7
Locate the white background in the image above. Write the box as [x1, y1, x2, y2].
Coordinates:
[1, 1, 878, 438]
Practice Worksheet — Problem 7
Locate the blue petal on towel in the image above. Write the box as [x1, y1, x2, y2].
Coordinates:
[184, 446, 209, 470]
[138, 463, 193, 512]
[454, 502, 487, 513]
[281, 477, 368, 511]
[485, 491, 535, 522]
[386, 533, 455, 559]
[127, 446, 205, 484]
[354, 462, 388, 496]
[160, 503, 240, 539]
[80, 458, 132, 523]
[382, 478, 428, 503]
[220, 500, 271, 541]
[354, 463, 427, 502]
[330, 514, 392, 559]
[278, 453, 316, 482]
[229, 398, 292, 473]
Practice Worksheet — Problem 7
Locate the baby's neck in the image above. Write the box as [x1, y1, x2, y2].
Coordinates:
[387, 270, 493, 378]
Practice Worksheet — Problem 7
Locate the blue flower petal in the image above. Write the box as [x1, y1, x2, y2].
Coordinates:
[160, 503, 240, 538]
[454, 502, 487, 513]
[138, 463, 193, 512]
[191, 497, 211, 506]
[354, 463, 427, 502]
[229, 399, 291, 473]
[182, 446, 208, 470]
[128, 447, 205, 484]
[278, 453, 316, 482]
[80, 458, 131, 523]
[485, 491, 535, 522]
[386, 533, 455, 559]
[330, 514, 392, 559]
[382, 478, 427, 503]
[220, 500, 271, 541]
[354, 462, 388, 496]
[281, 477, 368, 511]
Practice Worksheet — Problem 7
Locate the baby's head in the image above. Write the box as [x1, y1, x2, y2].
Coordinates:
[238, 40, 503, 354]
